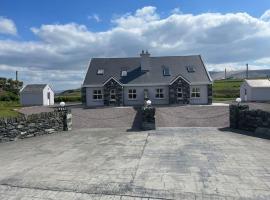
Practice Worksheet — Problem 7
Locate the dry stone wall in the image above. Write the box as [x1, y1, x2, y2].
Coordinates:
[0, 111, 70, 142]
[229, 104, 270, 138]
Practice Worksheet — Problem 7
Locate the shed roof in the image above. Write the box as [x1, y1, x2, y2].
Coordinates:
[245, 79, 270, 88]
[83, 55, 212, 86]
[21, 84, 48, 93]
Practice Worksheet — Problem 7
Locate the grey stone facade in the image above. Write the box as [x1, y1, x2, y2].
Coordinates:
[0, 111, 71, 143]
[169, 77, 190, 104]
[207, 84, 213, 104]
[103, 79, 123, 106]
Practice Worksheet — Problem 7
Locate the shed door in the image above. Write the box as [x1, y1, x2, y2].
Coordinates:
[47, 92, 50, 105]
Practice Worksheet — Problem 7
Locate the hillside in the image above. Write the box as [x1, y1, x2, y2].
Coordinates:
[210, 69, 270, 80]
[213, 79, 243, 101]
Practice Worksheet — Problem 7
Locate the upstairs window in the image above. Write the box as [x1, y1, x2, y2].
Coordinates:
[128, 89, 137, 99]
[155, 88, 164, 99]
[186, 66, 195, 73]
[163, 68, 170, 76]
[177, 87, 183, 99]
[97, 69, 104, 75]
[93, 89, 103, 100]
[121, 70, 127, 77]
[191, 87, 200, 98]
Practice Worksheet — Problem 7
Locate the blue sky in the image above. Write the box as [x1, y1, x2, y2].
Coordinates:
[1, 0, 270, 89]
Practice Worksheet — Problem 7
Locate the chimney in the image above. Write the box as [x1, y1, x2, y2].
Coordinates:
[140, 50, 151, 71]
[246, 63, 249, 79]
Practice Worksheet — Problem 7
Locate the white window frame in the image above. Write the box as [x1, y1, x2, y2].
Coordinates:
[191, 87, 200, 98]
[155, 88, 164, 99]
[177, 87, 183, 99]
[97, 69, 104, 75]
[93, 89, 103, 100]
[128, 89, 137, 100]
[121, 70, 127, 77]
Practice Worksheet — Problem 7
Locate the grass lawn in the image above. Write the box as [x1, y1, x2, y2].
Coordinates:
[213, 79, 243, 101]
[0, 101, 21, 118]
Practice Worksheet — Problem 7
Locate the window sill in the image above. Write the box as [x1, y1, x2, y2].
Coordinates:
[127, 99, 138, 101]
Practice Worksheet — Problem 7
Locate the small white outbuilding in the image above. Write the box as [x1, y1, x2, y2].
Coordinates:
[240, 79, 270, 102]
[20, 84, 54, 106]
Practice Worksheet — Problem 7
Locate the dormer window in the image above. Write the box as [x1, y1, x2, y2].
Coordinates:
[186, 66, 195, 73]
[97, 69, 104, 75]
[121, 70, 127, 77]
[163, 68, 170, 76]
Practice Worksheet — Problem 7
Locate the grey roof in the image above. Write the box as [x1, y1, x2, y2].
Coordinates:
[245, 79, 270, 88]
[83, 55, 212, 86]
[21, 84, 47, 93]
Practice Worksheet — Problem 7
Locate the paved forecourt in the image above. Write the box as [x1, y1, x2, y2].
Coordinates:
[0, 127, 270, 199]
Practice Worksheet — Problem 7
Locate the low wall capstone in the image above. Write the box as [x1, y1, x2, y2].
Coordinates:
[0, 109, 72, 142]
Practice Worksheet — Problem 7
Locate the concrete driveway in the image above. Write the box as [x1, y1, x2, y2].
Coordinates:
[0, 127, 270, 199]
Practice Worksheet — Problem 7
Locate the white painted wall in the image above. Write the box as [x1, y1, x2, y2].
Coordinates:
[20, 85, 54, 106]
[86, 87, 104, 107]
[189, 85, 208, 105]
[124, 86, 169, 106]
[43, 85, 54, 106]
[240, 82, 270, 101]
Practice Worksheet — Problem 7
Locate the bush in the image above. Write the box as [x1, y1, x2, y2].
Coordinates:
[54, 96, 81, 103]
[0, 92, 19, 101]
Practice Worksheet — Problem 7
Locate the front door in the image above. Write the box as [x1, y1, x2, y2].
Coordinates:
[109, 89, 116, 105]
[47, 92, 50, 105]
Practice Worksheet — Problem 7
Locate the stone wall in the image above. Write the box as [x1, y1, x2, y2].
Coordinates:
[169, 77, 190, 104]
[0, 110, 70, 142]
[229, 104, 270, 136]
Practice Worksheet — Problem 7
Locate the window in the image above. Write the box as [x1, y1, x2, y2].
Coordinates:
[97, 69, 104, 75]
[128, 89, 137, 99]
[244, 89, 247, 95]
[121, 70, 127, 77]
[177, 87, 183, 99]
[191, 87, 200, 98]
[155, 88, 164, 99]
[93, 89, 103, 100]
[186, 66, 195, 73]
[163, 68, 170, 76]
[110, 89, 116, 101]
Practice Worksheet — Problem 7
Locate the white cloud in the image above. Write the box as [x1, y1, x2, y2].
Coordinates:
[88, 14, 101, 22]
[171, 7, 181, 14]
[1, 7, 270, 89]
[0, 17, 17, 35]
[261, 9, 270, 21]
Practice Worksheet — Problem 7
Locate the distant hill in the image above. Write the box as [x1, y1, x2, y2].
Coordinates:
[56, 88, 81, 97]
[209, 69, 270, 80]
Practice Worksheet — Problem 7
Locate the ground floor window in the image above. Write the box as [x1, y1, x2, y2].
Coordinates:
[177, 87, 183, 99]
[93, 89, 103, 100]
[155, 88, 164, 99]
[128, 89, 137, 99]
[191, 87, 200, 98]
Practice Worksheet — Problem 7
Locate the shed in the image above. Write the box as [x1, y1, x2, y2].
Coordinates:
[20, 84, 54, 106]
[240, 79, 270, 102]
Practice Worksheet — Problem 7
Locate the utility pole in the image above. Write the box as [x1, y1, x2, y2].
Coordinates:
[246, 63, 249, 79]
[225, 68, 227, 79]
[16, 71, 18, 81]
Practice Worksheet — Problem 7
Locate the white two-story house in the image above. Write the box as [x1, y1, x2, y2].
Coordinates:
[82, 51, 212, 107]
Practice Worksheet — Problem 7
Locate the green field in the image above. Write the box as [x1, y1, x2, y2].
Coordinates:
[0, 101, 21, 118]
[213, 79, 243, 102]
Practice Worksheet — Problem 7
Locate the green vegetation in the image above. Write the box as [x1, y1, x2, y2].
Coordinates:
[213, 79, 243, 101]
[0, 101, 21, 118]
[55, 88, 81, 102]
